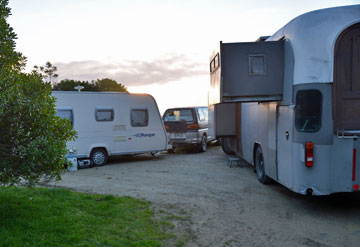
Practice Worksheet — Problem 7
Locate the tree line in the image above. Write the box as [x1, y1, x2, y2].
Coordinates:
[34, 61, 128, 93]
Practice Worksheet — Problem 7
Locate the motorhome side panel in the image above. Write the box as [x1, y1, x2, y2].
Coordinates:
[221, 41, 284, 102]
[240, 102, 277, 180]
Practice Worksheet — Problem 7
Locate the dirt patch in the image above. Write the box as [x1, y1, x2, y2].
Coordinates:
[53, 146, 360, 247]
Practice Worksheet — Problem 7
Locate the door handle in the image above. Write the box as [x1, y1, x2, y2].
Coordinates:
[285, 131, 289, 140]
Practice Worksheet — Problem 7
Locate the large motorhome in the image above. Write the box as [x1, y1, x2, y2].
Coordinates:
[53, 91, 167, 166]
[209, 5, 360, 195]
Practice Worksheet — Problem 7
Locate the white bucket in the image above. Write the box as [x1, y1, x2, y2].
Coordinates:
[67, 157, 78, 172]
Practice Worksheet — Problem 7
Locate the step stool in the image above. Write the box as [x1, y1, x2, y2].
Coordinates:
[227, 157, 241, 168]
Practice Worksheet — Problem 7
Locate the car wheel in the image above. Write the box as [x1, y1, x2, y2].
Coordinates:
[198, 135, 207, 152]
[255, 146, 271, 184]
[90, 148, 108, 166]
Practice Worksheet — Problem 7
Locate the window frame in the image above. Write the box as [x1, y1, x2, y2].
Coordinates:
[56, 108, 74, 126]
[130, 109, 149, 127]
[248, 54, 267, 76]
[295, 89, 323, 133]
[95, 108, 114, 122]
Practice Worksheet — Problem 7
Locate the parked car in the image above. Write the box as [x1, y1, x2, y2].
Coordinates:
[162, 106, 214, 152]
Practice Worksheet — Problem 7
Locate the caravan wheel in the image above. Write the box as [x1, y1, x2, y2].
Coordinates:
[90, 148, 108, 166]
[255, 146, 271, 184]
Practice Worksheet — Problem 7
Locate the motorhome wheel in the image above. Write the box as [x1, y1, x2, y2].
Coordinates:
[220, 138, 235, 155]
[90, 148, 108, 166]
[255, 146, 270, 184]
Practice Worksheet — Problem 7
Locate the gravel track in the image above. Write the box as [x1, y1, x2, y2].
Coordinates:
[54, 146, 360, 247]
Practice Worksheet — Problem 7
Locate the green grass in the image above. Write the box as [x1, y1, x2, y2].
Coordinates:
[0, 187, 171, 247]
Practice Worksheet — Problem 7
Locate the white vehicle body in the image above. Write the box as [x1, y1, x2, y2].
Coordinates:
[209, 5, 360, 195]
[53, 91, 167, 165]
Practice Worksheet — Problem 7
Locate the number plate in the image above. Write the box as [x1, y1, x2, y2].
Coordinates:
[172, 133, 186, 139]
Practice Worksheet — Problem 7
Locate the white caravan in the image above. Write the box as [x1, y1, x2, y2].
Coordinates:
[209, 5, 360, 195]
[53, 91, 167, 166]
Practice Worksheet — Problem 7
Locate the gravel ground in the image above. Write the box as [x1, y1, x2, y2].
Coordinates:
[53, 146, 360, 247]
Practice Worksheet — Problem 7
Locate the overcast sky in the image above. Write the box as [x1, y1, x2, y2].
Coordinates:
[8, 0, 360, 113]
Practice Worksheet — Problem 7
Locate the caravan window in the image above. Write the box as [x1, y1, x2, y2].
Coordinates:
[295, 90, 322, 132]
[56, 109, 73, 126]
[95, 108, 114, 122]
[131, 109, 148, 127]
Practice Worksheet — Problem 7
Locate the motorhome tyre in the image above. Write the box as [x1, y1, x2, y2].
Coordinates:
[221, 138, 235, 155]
[255, 146, 271, 184]
[198, 135, 207, 152]
[90, 148, 108, 166]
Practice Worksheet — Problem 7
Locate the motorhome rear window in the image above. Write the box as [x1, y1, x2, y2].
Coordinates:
[56, 109, 73, 126]
[163, 109, 194, 122]
[131, 109, 148, 127]
[295, 90, 322, 132]
[95, 109, 114, 122]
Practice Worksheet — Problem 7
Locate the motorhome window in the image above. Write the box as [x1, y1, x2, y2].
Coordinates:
[210, 54, 219, 73]
[295, 90, 322, 132]
[163, 109, 194, 122]
[249, 54, 266, 75]
[210, 59, 215, 72]
[131, 109, 148, 127]
[197, 108, 205, 121]
[214, 54, 219, 69]
[56, 109, 73, 126]
[95, 109, 114, 122]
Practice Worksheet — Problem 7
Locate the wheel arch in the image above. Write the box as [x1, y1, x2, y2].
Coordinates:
[88, 145, 109, 157]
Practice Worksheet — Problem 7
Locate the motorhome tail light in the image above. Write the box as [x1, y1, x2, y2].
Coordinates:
[305, 142, 314, 168]
[187, 123, 199, 130]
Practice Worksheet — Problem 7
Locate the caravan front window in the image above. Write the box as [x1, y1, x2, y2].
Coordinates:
[56, 109, 73, 126]
[295, 90, 322, 132]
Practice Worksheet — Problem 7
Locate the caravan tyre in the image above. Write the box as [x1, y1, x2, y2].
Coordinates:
[255, 146, 271, 184]
[90, 148, 108, 166]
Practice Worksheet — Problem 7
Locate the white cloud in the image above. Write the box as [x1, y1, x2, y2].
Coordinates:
[55, 53, 207, 86]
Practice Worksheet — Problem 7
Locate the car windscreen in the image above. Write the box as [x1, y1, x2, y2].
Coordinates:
[163, 109, 194, 122]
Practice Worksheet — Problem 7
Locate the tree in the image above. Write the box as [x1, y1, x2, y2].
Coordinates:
[52, 79, 97, 91]
[0, 0, 26, 71]
[52, 78, 129, 93]
[94, 78, 128, 93]
[33, 61, 59, 84]
[0, 0, 76, 186]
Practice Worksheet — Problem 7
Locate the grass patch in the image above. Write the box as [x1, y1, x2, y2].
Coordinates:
[0, 187, 172, 247]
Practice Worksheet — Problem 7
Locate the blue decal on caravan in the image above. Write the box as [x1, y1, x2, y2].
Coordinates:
[134, 133, 156, 138]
